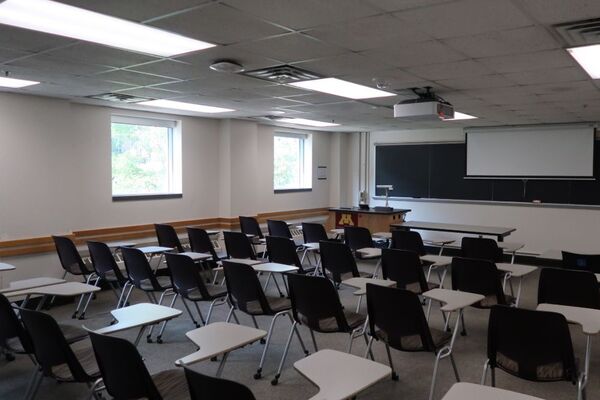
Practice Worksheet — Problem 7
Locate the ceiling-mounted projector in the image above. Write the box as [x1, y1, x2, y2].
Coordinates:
[393, 87, 454, 120]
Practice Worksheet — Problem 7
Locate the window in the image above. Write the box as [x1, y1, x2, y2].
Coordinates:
[273, 133, 312, 192]
[111, 115, 182, 200]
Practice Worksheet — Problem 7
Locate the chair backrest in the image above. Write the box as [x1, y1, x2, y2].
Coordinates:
[239, 216, 263, 239]
[366, 284, 436, 352]
[287, 273, 350, 333]
[187, 227, 219, 261]
[223, 231, 256, 260]
[165, 253, 211, 299]
[562, 251, 600, 273]
[0, 294, 33, 354]
[319, 240, 360, 283]
[88, 331, 162, 400]
[344, 226, 373, 251]
[488, 305, 577, 383]
[185, 368, 256, 400]
[266, 236, 304, 272]
[154, 223, 184, 252]
[20, 309, 90, 382]
[461, 237, 503, 263]
[302, 222, 328, 244]
[451, 257, 507, 307]
[381, 248, 429, 293]
[121, 247, 162, 291]
[391, 230, 426, 256]
[538, 268, 600, 309]
[87, 241, 126, 282]
[267, 219, 292, 239]
[223, 261, 271, 315]
[52, 235, 91, 275]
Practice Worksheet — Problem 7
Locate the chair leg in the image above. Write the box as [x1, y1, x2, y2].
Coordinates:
[491, 366, 496, 387]
[181, 297, 199, 327]
[23, 368, 40, 400]
[255, 311, 286, 379]
[426, 298, 433, 322]
[309, 329, 318, 352]
[116, 282, 129, 309]
[27, 369, 43, 400]
[460, 312, 467, 336]
[226, 306, 240, 324]
[429, 351, 443, 400]
[449, 353, 460, 382]
[363, 332, 374, 360]
[156, 293, 178, 343]
[291, 316, 308, 356]
[193, 301, 206, 325]
[363, 336, 374, 360]
[272, 321, 297, 386]
[481, 359, 490, 385]
[384, 343, 399, 381]
[79, 276, 101, 320]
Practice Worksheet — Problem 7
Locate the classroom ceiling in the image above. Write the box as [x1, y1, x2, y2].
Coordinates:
[0, 0, 599, 132]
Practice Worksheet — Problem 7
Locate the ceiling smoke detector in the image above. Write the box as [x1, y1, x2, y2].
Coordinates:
[209, 60, 245, 73]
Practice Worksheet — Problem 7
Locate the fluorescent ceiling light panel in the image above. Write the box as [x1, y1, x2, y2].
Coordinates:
[0, 0, 215, 57]
[443, 111, 477, 121]
[289, 78, 395, 99]
[139, 99, 234, 114]
[0, 76, 39, 88]
[278, 117, 340, 127]
[567, 44, 600, 79]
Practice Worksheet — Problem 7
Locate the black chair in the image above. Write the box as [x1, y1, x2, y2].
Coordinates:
[86, 241, 129, 314]
[52, 235, 94, 318]
[301, 222, 329, 244]
[121, 246, 174, 343]
[538, 268, 600, 309]
[222, 261, 306, 380]
[187, 227, 224, 263]
[267, 219, 293, 239]
[391, 230, 449, 285]
[155, 223, 185, 252]
[165, 252, 228, 329]
[20, 309, 102, 400]
[273, 273, 366, 385]
[461, 237, 503, 263]
[562, 251, 600, 273]
[319, 240, 367, 284]
[185, 368, 256, 400]
[88, 330, 189, 400]
[239, 216, 264, 239]
[381, 248, 437, 294]
[452, 257, 512, 310]
[344, 226, 374, 252]
[482, 305, 583, 399]
[223, 231, 257, 260]
[267, 235, 314, 275]
[365, 284, 458, 400]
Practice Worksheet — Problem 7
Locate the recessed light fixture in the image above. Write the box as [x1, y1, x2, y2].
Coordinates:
[443, 111, 477, 121]
[567, 44, 600, 79]
[0, 76, 39, 88]
[269, 110, 286, 115]
[138, 99, 235, 114]
[278, 117, 340, 127]
[0, 0, 215, 57]
[289, 77, 395, 99]
[209, 60, 245, 73]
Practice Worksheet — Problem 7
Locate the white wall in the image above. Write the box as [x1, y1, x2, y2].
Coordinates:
[367, 128, 600, 255]
[0, 92, 345, 282]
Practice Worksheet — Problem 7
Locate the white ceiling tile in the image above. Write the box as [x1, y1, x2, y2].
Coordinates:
[282, 92, 354, 105]
[240, 33, 348, 64]
[407, 60, 493, 80]
[365, 0, 457, 12]
[96, 69, 180, 86]
[247, 84, 310, 98]
[175, 44, 280, 71]
[44, 43, 160, 69]
[341, 68, 434, 91]
[479, 49, 577, 73]
[394, 0, 533, 39]
[0, 26, 76, 53]
[503, 67, 589, 85]
[0, 48, 32, 64]
[154, 73, 271, 94]
[292, 53, 395, 78]
[360, 40, 467, 68]
[149, 3, 287, 45]
[442, 26, 559, 58]
[128, 60, 205, 80]
[435, 74, 518, 90]
[222, 0, 380, 30]
[113, 87, 183, 99]
[6, 55, 108, 76]
[59, 0, 213, 22]
[514, 0, 600, 24]
[306, 14, 432, 52]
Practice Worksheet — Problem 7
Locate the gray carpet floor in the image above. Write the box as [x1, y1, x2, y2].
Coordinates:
[0, 261, 594, 400]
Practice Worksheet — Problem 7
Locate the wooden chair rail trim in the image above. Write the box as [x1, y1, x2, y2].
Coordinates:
[0, 208, 329, 257]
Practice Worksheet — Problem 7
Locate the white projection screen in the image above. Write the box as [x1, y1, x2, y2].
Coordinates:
[466, 125, 595, 179]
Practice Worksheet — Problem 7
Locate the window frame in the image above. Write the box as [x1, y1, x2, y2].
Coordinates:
[273, 132, 313, 193]
[110, 115, 182, 201]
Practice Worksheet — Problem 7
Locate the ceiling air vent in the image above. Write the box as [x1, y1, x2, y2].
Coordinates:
[86, 92, 151, 103]
[555, 18, 600, 46]
[242, 65, 321, 84]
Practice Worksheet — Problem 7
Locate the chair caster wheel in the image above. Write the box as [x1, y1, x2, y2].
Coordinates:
[254, 370, 262, 379]
[157, 337, 163, 344]
[279, 294, 284, 298]
[260, 339, 266, 344]
[71, 313, 78, 319]
[5, 353, 15, 362]
[210, 356, 218, 361]
[271, 376, 280, 386]
[78, 314, 86, 320]
[146, 336, 153, 343]
[110, 320, 116, 325]
[391, 372, 399, 381]
[460, 332, 467, 337]
[304, 350, 310, 356]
